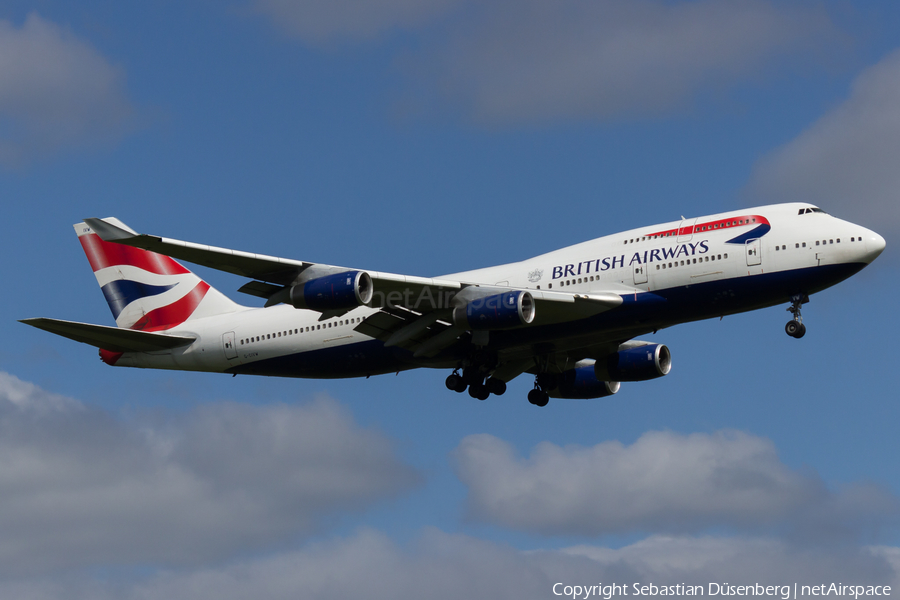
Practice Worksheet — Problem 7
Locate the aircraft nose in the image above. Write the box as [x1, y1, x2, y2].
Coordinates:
[863, 230, 886, 263]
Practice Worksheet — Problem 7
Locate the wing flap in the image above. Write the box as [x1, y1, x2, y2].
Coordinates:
[20, 318, 195, 353]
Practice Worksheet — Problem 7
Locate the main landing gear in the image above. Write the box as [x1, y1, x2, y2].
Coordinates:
[445, 366, 549, 407]
[785, 294, 809, 339]
[445, 368, 507, 401]
[527, 386, 549, 407]
[527, 373, 551, 407]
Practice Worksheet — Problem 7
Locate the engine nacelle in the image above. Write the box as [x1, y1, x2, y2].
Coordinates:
[452, 290, 535, 330]
[289, 270, 373, 311]
[594, 343, 671, 382]
[546, 361, 620, 399]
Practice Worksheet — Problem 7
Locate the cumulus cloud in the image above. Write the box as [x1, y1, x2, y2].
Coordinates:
[747, 48, 900, 235]
[0, 372, 419, 575]
[249, 0, 838, 124]
[406, 0, 837, 124]
[0, 13, 135, 166]
[252, 0, 462, 44]
[5, 530, 893, 600]
[453, 431, 899, 538]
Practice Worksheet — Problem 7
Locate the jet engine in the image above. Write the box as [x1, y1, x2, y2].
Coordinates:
[289, 270, 373, 311]
[452, 290, 535, 330]
[546, 360, 621, 399]
[594, 343, 671, 382]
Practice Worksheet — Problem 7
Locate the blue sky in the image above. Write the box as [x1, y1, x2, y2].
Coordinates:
[2, 1, 900, 597]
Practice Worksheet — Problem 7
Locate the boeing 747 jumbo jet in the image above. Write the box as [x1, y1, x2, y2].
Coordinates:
[22, 203, 885, 406]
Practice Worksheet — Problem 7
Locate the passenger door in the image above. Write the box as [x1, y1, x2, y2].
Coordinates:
[223, 332, 238, 360]
[633, 264, 648, 285]
[745, 239, 761, 266]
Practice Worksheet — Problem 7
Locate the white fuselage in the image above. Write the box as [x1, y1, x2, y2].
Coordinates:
[110, 203, 885, 378]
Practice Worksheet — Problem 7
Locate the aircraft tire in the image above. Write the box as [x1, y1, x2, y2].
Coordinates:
[446, 373, 462, 391]
[486, 378, 507, 396]
[528, 389, 549, 407]
[469, 383, 489, 401]
[785, 320, 802, 338]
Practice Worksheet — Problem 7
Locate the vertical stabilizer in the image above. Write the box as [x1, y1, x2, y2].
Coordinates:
[75, 218, 244, 330]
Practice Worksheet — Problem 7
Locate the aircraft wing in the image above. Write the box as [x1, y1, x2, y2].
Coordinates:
[20, 318, 196, 353]
[84, 217, 629, 357]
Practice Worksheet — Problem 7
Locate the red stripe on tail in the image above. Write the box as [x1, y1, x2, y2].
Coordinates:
[79, 233, 190, 275]
[131, 281, 210, 332]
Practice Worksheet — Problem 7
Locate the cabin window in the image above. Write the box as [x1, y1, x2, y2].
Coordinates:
[802, 242, 806, 247]
[836, 239, 840, 243]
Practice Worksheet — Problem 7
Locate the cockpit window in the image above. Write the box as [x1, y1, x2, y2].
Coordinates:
[799, 207, 828, 215]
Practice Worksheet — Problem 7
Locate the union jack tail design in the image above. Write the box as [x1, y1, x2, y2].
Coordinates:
[75, 218, 242, 331]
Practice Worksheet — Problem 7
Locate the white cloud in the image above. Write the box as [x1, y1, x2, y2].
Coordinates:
[747, 48, 900, 234]
[0, 375, 897, 598]
[252, 0, 461, 44]
[0, 372, 419, 575]
[0, 13, 135, 166]
[5, 530, 895, 600]
[407, 0, 837, 124]
[453, 431, 898, 537]
[249, 0, 838, 124]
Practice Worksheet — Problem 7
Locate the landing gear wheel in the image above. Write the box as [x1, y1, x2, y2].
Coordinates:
[469, 383, 490, 401]
[785, 294, 809, 339]
[785, 320, 801, 338]
[446, 371, 467, 393]
[785, 320, 807, 338]
[446, 373, 461, 391]
[527, 389, 549, 407]
[486, 377, 507, 396]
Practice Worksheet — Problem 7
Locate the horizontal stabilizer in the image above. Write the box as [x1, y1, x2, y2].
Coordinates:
[20, 318, 195, 353]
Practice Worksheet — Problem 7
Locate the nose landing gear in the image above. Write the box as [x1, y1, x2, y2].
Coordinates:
[785, 294, 809, 339]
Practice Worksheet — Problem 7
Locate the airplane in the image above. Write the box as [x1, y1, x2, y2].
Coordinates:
[21, 202, 885, 407]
